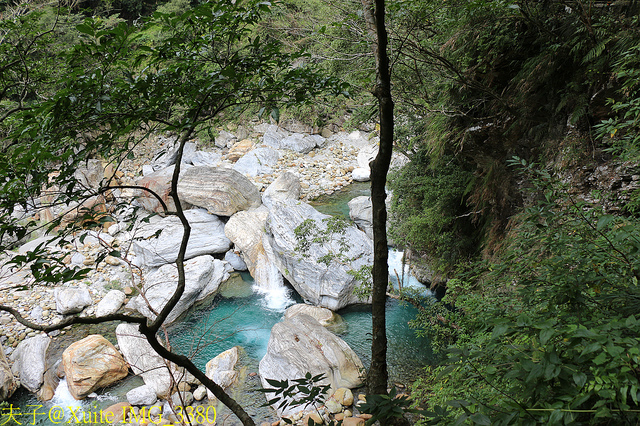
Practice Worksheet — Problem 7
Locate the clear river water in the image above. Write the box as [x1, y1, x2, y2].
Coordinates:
[7, 182, 434, 425]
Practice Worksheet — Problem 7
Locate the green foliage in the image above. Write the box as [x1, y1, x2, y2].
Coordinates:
[388, 152, 478, 271]
[294, 216, 373, 297]
[257, 372, 331, 419]
[155, 0, 192, 16]
[359, 387, 426, 425]
[595, 39, 640, 161]
[386, 0, 640, 249]
[295, 217, 354, 265]
[0, 0, 346, 283]
[256, 0, 368, 124]
[412, 159, 640, 424]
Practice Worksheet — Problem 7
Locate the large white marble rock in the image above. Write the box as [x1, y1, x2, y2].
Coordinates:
[133, 255, 231, 324]
[233, 147, 279, 177]
[10, 334, 50, 393]
[95, 290, 126, 317]
[132, 208, 231, 268]
[177, 167, 261, 216]
[116, 324, 173, 398]
[55, 285, 92, 315]
[266, 199, 373, 310]
[205, 347, 240, 399]
[348, 196, 373, 239]
[259, 314, 363, 415]
[262, 172, 302, 209]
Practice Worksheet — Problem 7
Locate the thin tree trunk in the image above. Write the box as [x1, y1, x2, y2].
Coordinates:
[361, 0, 393, 397]
[146, 125, 257, 426]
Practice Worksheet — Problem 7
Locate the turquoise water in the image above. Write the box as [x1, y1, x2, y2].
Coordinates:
[167, 276, 433, 384]
[165, 273, 433, 423]
[161, 182, 434, 422]
[309, 181, 371, 218]
[5, 181, 434, 425]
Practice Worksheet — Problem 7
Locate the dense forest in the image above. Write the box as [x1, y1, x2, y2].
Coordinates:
[1, 0, 640, 424]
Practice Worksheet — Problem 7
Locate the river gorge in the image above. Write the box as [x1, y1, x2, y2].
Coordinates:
[1, 125, 434, 425]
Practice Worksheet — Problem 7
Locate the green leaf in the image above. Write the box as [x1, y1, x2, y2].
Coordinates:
[540, 328, 555, 345]
[470, 413, 491, 425]
[573, 372, 587, 388]
[593, 352, 608, 365]
[266, 378, 287, 388]
[270, 107, 280, 124]
[631, 385, 638, 404]
[76, 23, 95, 37]
[549, 410, 564, 424]
[491, 324, 509, 339]
[596, 215, 614, 231]
[581, 342, 601, 356]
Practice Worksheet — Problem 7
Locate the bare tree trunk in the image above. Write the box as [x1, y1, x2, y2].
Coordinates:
[361, 0, 393, 398]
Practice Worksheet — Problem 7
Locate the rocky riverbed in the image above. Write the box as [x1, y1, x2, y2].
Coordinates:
[1, 121, 394, 347]
[0, 120, 409, 425]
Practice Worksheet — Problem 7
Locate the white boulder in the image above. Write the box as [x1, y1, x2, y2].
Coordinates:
[131, 208, 231, 268]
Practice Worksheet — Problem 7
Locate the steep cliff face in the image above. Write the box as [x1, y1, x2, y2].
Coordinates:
[556, 160, 640, 214]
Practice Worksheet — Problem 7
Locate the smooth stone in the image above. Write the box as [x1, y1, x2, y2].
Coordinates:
[134, 165, 192, 214]
[127, 384, 158, 406]
[10, 334, 50, 393]
[348, 196, 373, 240]
[189, 151, 222, 167]
[177, 167, 261, 216]
[95, 290, 126, 317]
[262, 172, 302, 209]
[54, 285, 92, 314]
[351, 168, 370, 182]
[38, 361, 60, 402]
[224, 250, 248, 271]
[356, 143, 378, 169]
[262, 127, 288, 149]
[205, 347, 239, 399]
[343, 417, 364, 426]
[265, 198, 373, 310]
[279, 133, 317, 154]
[171, 391, 194, 407]
[193, 385, 207, 401]
[177, 382, 190, 392]
[284, 304, 345, 331]
[233, 147, 280, 177]
[133, 256, 231, 325]
[332, 387, 354, 406]
[325, 398, 343, 414]
[259, 314, 364, 416]
[116, 324, 173, 398]
[131, 208, 231, 268]
[227, 139, 254, 162]
[215, 129, 237, 149]
[224, 207, 270, 274]
[0, 341, 17, 401]
[62, 335, 129, 399]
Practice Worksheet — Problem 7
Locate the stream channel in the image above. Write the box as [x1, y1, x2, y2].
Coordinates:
[8, 182, 435, 425]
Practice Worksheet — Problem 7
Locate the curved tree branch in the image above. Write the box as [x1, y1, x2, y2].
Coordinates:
[0, 305, 145, 331]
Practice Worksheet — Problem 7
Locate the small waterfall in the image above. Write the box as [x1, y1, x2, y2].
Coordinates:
[50, 379, 85, 422]
[253, 235, 295, 312]
[388, 248, 432, 296]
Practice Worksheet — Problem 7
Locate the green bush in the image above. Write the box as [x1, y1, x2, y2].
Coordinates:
[412, 159, 640, 424]
[388, 152, 478, 272]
